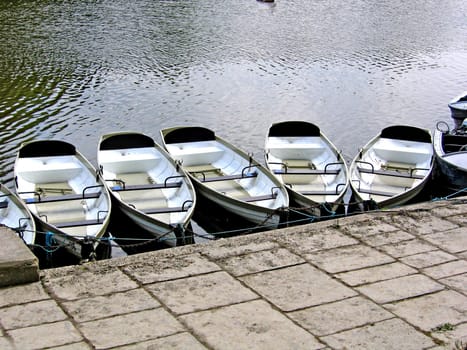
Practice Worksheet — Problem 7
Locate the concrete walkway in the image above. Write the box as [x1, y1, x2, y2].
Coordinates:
[0, 197, 466, 349]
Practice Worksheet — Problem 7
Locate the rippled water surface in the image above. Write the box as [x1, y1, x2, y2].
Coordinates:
[1, 0, 467, 186]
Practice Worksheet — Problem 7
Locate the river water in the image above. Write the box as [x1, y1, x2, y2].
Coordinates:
[1, 0, 466, 261]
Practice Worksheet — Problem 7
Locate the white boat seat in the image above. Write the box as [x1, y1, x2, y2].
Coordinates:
[241, 192, 278, 202]
[142, 206, 190, 215]
[274, 168, 340, 175]
[19, 165, 82, 183]
[24, 191, 101, 204]
[54, 217, 104, 228]
[198, 172, 258, 183]
[267, 143, 325, 159]
[169, 146, 224, 166]
[100, 156, 160, 173]
[357, 167, 425, 180]
[111, 181, 182, 192]
[373, 140, 432, 164]
[300, 190, 341, 196]
[358, 188, 396, 197]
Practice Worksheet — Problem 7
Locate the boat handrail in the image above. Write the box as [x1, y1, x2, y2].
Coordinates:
[356, 161, 427, 179]
[21, 185, 103, 204]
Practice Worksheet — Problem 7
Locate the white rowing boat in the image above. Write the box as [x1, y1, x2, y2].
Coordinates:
[433, 92, 467, 194]
[161, 126, 289, 229]
[97, 131, 196, 246]
[349, 125, 433, 209]
[265, 121, 349, 216]
[15, 140, 112, 261]
[0, 183, 36, 246]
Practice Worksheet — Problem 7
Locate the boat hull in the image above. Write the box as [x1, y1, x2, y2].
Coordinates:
[98, 132, 196, 246]
[161, 126, 289, 230]
[349, 125, 433, 209]
[0, 184, 36, 246]
[265, 121, 349, 217]
[433, 128, 467, 194]
[15, 140, 112, 261]
[192, 179, 284, 228]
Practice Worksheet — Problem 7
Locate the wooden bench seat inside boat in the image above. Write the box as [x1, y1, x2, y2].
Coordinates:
[54, 217, 104, 228]
[274, 168, 340, 175]
[357, 187, 398, 197]
[357, 166, 425, 180]
[110, 181, 182, 191]
[188, 165, 258, 183]
[25, 191, 101, 204]
[240, 192, 278, 202]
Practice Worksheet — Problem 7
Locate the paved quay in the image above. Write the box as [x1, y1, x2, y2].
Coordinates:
[1, 197, 467, 350]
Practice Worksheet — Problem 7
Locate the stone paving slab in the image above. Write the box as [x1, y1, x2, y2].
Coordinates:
[216, 247, 305, 276]
[288, 296, 393, 336]
[356, 274, 445, 304]
[121, 252, 221, 284]
[181, 300, 324, 350]
[305, 245, 395, 273]
[275, 227, 358, 254]
[61, 288, 160, 323]
[400, 250, 458, 269]
[440, 273, 467, 295]
[357, 230, 415, 247]
[240, 264, 356, 312]
[0, 336, 13, 350]
[379, 239, 438, 258]
[112, 333, 208, 350]
[0, 299, 67, 330]
[422, 259, 467, 279]
[200, 240, 279, 260]
[146, 271, 258, 315]
[43, 266, 138, 300]
[424, 228, 467, 254]
[384, 290, 467, 332]
[78, 309, 184, 349]
[338, 215, 400, 237]
[0, 282, 49, 308]
[320, 318, 436, 350]
[335, 262, 417, 286]
[8, 321, 83, 350]
[381, 210, 459, 235]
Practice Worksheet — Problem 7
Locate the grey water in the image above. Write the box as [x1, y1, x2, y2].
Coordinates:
[1, 0, 466, 262]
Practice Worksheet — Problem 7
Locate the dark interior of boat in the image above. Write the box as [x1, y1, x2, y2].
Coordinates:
[18, 141, 76, 158]
[163, 127, 216, 144]
[99, 133, 154, 150]
[442, 134, 467, 153]
[380, 125, 431, 143]
[267, 121, 320, 137]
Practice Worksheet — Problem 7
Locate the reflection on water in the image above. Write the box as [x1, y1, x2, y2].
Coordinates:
[1, 0, 467, 265]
